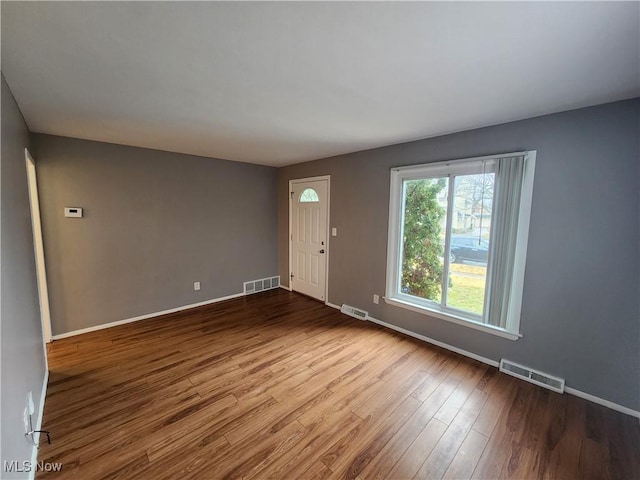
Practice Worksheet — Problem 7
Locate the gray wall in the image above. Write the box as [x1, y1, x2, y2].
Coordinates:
[278, 99, 640, 412]
[1, 74, 48, 476]
[32, 134, 278, 336]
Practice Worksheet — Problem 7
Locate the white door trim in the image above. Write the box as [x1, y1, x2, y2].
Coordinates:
[25, 148, 53, 344]
[289, 175, 331, 304]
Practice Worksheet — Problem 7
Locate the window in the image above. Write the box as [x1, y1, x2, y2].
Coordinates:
[300, 188, 319, 202]
[385, 151, 536, 340]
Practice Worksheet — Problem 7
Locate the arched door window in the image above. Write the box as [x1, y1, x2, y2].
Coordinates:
[299, 188, 319, 202]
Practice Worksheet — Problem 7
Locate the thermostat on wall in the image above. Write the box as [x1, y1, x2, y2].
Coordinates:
[64, 207, 83, 218]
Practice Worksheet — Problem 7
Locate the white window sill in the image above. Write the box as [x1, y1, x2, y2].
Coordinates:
[384, 296, 522, 341]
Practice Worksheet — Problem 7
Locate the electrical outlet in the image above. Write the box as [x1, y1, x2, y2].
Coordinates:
[193, 282, 201, 291]
[373, 294, 379, 304]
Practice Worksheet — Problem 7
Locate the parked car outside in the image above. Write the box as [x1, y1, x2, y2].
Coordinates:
[449, 236, 489, 264]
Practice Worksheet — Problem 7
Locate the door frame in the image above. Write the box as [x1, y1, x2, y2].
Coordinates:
[25, 148, 53, 344]
[288, 175, 331, 304]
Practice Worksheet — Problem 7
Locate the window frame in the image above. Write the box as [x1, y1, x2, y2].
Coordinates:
[385, 151, 536, 341]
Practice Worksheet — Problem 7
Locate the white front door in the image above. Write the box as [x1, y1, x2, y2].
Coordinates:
[290, 178, 329, 301]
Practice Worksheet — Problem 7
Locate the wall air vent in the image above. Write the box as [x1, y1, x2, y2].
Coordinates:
[340, 304, 369, 321]
[500, 359, 565, 393]
[244, 276, 280, 295]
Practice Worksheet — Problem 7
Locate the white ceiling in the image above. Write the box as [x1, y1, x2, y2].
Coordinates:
[2, 2, 639, 167]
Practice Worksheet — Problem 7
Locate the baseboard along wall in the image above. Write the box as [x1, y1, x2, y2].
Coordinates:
[27, 369, 50, 480]
[324, 301, 640, 419]
[51, 292, 245, 340]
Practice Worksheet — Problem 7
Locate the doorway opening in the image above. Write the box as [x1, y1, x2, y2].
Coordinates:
[25, 148, 52, 344]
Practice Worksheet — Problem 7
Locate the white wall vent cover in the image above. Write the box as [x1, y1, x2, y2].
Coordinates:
[340, 304, 369, 321]
[500, 359, 565, 393]
[244, 276, 280, 295]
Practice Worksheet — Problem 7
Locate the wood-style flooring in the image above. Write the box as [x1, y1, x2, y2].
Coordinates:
[38, 289, 639, 479]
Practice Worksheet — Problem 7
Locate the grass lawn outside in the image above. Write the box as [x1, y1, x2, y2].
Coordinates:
[448, 263, 486, 314]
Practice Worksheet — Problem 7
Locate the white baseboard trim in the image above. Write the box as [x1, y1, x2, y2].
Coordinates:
[325, 301, 497, 366]
[564, 387, 640, 419]
[279, 285, 292, 292]
[28, 369, 49, 480]
[326, 301, 639, 418]
[51, 292, 245, 340]
[365, 314, 500, 368]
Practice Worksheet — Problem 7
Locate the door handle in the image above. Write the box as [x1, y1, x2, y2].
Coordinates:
[319, 249, 325, 254]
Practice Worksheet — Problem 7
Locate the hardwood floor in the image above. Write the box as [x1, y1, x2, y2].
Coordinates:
[38, 289, 639, 479]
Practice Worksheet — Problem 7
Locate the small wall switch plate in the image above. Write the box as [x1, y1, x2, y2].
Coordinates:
[373, 294, 379, 304]
[193, 282, 201, 291]
[64, 207, 83, 218]
[332, 227, 337, 236]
